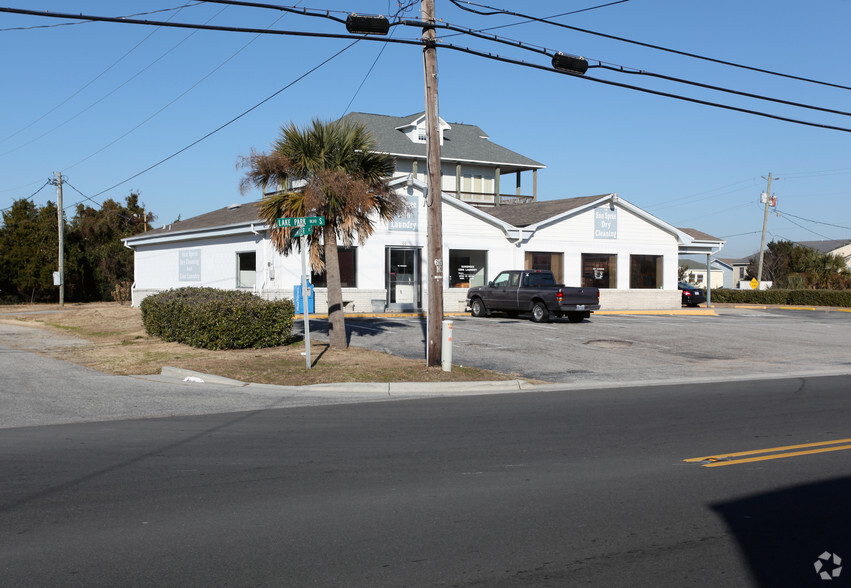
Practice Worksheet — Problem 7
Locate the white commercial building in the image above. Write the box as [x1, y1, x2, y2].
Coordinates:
[123, 113, 724, 311]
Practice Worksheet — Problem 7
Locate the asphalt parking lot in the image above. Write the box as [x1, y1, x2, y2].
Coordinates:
[308, 307, 851, 386]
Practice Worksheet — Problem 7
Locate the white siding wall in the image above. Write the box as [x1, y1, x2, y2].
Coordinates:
[133, 234, 261, 291]
[528, 205, 680, 291]
[130, 191, 687, 311]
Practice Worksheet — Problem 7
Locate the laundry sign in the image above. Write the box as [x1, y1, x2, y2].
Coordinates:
[594, 207, 617, 239]
[389, 195, 419, 232]
[179, 248, 202, 281]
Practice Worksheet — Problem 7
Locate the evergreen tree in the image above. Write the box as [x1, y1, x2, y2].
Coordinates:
[0, 199, 61, 302]
[0, 193, 152, 303]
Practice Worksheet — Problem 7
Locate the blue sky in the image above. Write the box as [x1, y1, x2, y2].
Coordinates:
[2, 0, 849, 259]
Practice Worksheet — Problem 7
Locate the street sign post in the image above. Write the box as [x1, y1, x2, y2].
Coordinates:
[277, 216, 326, 228]
[276, 217, 325, 370]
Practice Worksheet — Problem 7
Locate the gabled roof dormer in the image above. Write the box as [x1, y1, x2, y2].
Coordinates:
[395, 113, 451, 146]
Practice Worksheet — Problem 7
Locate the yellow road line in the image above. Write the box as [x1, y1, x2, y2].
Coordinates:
[700, 445, 851, 467]
[685, 438, 851, 467]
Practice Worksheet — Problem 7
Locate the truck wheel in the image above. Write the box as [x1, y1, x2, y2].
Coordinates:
[531, 301, 549, 323]
[470, 297, 488, 318]
[566, 312, 584, 323]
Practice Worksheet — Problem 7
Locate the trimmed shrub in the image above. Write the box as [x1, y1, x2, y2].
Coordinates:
[710, 288, 851, 307]
[140, 287, 295, 350]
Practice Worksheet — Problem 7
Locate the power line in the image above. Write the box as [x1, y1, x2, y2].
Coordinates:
[0, 180, 51, 214]
[433, 42, 851, 133]
[400, 18, 851, 118]
[775, 209, 851, 231]
[0, 2, 203, 32]
[89, 40, 361, 201]
[780, 167, 851, 179]
[447, 0, 851, 92]
[0, 3, 200, 146]
[341, 0, 418, 116]
[1, 5, 233, 159]
[63, 5, 292, 172]
[775, 214, 839, 241]
[597, 65, 851, 118]
[196, 0, 349, 24]
[4, 7, 850, 134]
[721, 230, 762, 238]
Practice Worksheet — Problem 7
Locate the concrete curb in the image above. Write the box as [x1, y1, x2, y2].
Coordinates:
[150, 366, 851, 398]
[155, 366, 538, 395]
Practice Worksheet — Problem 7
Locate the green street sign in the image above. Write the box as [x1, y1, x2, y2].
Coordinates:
[276, 216, 325, 228]
[291, 226, 312, 237]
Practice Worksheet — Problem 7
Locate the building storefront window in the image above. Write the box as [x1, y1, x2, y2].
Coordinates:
[630, 254, 663, 289]
[449, 249, 487, 288]
[525, 251, 563, 284]
[236, 251, 256, 288]
[312, 247, 357, 287]
[582, 253, 617, 288]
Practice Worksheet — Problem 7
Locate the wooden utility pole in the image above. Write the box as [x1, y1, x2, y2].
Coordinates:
[756, 172, 775, 284]
[55, 172, 65, 306]
[422, 0, 444, 367]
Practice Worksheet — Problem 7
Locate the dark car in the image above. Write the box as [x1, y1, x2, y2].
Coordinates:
[678, 281, 706, 307]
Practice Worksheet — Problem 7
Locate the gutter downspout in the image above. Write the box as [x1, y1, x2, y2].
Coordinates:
[250, 224, 265, 296]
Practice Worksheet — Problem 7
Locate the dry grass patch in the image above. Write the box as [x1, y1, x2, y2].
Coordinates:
[0, 302, 521, 386]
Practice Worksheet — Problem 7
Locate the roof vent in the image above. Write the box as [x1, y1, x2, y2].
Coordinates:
[227, 203, 241, 210]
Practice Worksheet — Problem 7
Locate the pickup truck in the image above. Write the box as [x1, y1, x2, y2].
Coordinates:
[465, 269, 600, 323]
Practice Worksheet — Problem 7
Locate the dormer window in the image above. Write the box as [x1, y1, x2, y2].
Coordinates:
[397, 114, 450, 146]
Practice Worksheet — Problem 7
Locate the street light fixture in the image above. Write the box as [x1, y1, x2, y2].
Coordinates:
[345, 14, 390, 35]
[552, 51, 589, 75]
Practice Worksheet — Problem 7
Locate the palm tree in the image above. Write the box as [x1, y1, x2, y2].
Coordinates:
[240, 118, 403, 349]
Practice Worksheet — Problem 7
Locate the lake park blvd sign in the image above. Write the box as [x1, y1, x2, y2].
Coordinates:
[277, 216, 326, 228]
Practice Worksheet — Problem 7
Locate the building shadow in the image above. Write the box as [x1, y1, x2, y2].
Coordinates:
[711, 475, 851, 586]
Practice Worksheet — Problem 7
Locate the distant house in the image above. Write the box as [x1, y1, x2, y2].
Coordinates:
[725, 239, 851, 288]
[796, 239, 851, 270]
[720, 256, 752, 287]
[679, 258, 733, 289]
[123, 112, 725, 311]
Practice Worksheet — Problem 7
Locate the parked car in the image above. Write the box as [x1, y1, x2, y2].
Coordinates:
[678, 281, 706, 306]
[466, 269, 600, 323]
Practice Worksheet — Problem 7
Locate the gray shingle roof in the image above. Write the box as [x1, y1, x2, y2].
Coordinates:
[796, 239, 851, 254]
[484, 195, 607, 227]
[678, 228, 722, 241]
[143, 201, 262, 236]
[338, 112, 544, 172]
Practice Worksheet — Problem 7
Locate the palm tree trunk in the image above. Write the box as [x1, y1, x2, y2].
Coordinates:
[323, 223, 348, 349]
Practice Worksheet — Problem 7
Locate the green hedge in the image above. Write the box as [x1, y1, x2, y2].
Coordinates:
[140, 287, 295, 350]
[710, 288, 851, 307]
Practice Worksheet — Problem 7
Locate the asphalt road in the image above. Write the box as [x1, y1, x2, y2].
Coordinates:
[2, 374, 850, 586]
[323, 307, 851, 385]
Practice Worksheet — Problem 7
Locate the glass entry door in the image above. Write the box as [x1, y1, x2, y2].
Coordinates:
[386, 247, 422, 311]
